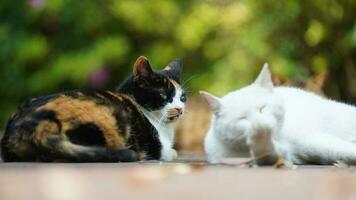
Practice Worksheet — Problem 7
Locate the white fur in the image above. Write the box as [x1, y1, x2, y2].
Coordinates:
[203, 64, 356, 165]
[142, 85, 185, 161]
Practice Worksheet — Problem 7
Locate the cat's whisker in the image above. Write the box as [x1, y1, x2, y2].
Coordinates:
[182, 75, 199, 88]
[183, 88, 192, 95]
[146, 112, 162, 124]
[155, 115, 164, 124]
[183, 110, 191, 115]
[184, 89, 192, 94]
[158, 114, 166, 126]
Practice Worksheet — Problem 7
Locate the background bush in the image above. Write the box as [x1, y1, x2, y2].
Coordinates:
[0, 0, 355, 130]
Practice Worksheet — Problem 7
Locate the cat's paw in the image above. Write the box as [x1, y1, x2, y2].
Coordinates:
[160, 148, 177, 161]
[247, 129, 274, 160]
[247, 130, 272, 149]
[171, 149, 178, 159]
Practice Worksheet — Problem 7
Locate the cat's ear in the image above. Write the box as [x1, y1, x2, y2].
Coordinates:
[200, 91, 221, 114]
[254, 63, 273, 89]
[163, 59, 182, 82]
[133, 56, 153, 77]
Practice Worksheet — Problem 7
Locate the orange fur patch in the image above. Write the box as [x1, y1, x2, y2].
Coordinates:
[33, 120, 59, 145]
[168, 78, 181, 89]
[36, 95, 125, 149]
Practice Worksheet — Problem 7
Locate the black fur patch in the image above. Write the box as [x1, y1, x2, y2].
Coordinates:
[65, 90, 119, 106]
[31, 110, 62, 130]
[66, 123, 106, 146]
[117, 65, 181, 111]
[161, 59, 183, 83]
[115, 97, 162, 159]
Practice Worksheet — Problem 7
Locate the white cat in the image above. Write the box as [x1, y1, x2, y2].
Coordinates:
[201, 64, 356, 165]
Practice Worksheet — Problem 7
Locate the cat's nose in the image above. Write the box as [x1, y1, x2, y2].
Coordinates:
[175, 108, 183, 115]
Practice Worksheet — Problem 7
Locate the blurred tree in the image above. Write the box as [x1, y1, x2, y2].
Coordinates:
[0, 0, 355, 129]
[252, 0, 356, 101]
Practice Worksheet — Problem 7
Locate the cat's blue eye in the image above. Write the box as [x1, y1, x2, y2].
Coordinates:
[180, 94, 187, 102]
[160, 94, 168, 100]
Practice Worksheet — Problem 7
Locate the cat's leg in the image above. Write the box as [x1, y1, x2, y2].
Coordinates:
[290, 133, 356, 165]
[205, 130, 235, 164]
[171, 149, 178, 159]
[158, 138, 177, 161]
[159, 148, 178, 161]
[247, 129, 278, 165]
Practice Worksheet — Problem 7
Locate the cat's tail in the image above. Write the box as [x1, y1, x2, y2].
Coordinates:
[35, 134, 138, 162]
[1, 113, 138, 162]
[1, 132, 137, 162]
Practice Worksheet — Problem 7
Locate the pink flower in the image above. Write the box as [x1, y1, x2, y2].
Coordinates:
[89, 68, 111, 88]
[29, 0, 45, 9]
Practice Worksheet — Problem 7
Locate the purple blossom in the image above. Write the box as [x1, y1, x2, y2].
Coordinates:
[89, 68, 111, 88]
[29, 0, 45, 9]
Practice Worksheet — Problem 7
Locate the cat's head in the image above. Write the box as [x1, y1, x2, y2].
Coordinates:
[200, 64, 284, 138]
[121, 56, 187, 123]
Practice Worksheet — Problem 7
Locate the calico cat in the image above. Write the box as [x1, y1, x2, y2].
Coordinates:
[202, 64, 356, 165]
[1, 56, 187, 162]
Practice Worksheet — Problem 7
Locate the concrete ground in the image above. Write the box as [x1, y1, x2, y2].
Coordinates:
[0, 155, 355, 200]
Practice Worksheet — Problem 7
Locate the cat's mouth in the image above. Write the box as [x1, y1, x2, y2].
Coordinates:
[165, 113, 182, 123]
[164, 108, 184, 123]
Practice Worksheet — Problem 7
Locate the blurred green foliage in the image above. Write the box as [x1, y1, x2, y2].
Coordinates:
[0, 0, 356, 129]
